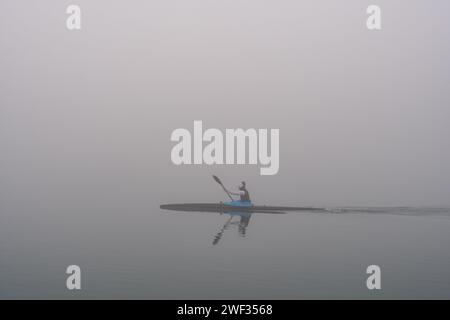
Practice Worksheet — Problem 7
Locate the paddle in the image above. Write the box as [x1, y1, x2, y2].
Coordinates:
[212, 175, 234, 201]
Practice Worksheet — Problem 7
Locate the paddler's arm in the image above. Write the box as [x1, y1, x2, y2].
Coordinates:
[226, 190, 245, 196]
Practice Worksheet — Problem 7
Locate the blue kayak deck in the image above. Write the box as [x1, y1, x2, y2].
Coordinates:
[223, 201, 253, 207]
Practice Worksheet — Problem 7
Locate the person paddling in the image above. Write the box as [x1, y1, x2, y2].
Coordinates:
[226, 181, 251, 203]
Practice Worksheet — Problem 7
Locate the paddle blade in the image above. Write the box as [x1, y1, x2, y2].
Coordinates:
[212, 175, 222, 185]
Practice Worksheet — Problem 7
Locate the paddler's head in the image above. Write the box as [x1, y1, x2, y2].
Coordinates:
[239, 181, 246, 191]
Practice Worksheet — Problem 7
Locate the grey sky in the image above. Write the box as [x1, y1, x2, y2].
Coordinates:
[1, 0, 450, 207]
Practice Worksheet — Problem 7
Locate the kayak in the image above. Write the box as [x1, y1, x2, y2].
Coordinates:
[160, 202, 324, 214]
[223, 200, 252, 207]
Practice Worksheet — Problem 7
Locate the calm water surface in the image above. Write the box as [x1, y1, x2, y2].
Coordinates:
[2, 201, 450, 299]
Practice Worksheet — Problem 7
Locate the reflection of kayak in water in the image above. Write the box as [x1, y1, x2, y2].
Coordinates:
[160, 201, 324, 245]
[160, 201, 324, 214]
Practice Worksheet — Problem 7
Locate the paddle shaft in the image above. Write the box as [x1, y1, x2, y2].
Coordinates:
[220, 183, 234, 201]
[213, 175, 234, 201]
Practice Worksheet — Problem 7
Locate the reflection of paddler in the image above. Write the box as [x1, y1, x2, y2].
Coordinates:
[237, 211, 251, 237]
[212, 211, 252, 245]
